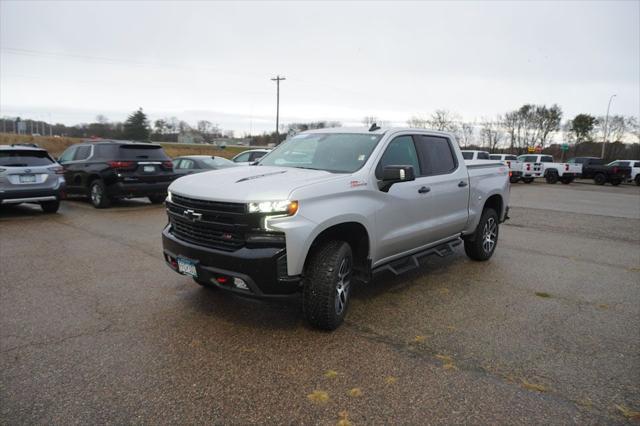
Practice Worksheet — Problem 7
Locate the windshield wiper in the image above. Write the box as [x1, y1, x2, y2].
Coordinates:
[292, 166, 324, 171]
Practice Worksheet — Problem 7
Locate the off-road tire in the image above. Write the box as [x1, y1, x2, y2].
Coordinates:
[545, 171, 559, 184]
[89, 179, 111, 208]
[594, 173, 606, 185]
[303, 240, 353, 331]
[149, 194, 167, 204]
[522, 178, 534, 184]
[464, 208, 499, 261]
[40, 200, 60, 213]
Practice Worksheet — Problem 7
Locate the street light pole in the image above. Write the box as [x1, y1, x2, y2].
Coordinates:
[601, 94, 616, 159]
[271, 75, 285, 143]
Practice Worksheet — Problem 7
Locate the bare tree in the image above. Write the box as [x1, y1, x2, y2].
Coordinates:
[533, 104, 562, 148]
[427, 109, 460, 133]
[362, 116, 378, 127]
[406, 115, 429, 128]
[480, 120, 503, 152]
[458, 122, 475, 148]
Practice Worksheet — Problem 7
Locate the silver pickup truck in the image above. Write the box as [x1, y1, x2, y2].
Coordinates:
[162, 127, 510, 330]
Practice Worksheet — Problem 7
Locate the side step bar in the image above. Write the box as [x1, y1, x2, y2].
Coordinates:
[372, 238, 462, 276]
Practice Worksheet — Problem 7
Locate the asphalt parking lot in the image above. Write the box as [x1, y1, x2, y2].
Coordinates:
[1, 181, 639, 424]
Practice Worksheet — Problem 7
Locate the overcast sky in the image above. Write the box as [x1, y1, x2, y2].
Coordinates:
[1, 0, 638, 134]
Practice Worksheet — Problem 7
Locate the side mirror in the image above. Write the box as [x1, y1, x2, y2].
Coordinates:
[379, 165, 415, 192]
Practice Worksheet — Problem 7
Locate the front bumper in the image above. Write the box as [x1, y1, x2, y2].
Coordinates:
[162, 225, 301, 298]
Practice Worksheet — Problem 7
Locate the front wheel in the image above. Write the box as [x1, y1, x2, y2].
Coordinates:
[509, 176, 520, 184]
[464, 208, 499, 261]
[545, 172, 559, 184]
[303, 240, 353, 331]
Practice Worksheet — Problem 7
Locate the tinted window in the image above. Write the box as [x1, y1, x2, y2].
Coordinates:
[414, 135, 457, 175]
[249, 151, 267, 161]
[233, 152, 251, 162]
[58, 146, 77, 163]
[634, 162, 640, 168]
[376, 136, 420, 178]
[618, 161, 629, 167]
[477, 152, 490, 160]
[489, 155, 502, 160]
[117, 144, 169, 160]
[200, 157, 236, 168]
[541, 156, 554, 163]
[0, 150, 55, 166]
[520, 155, 538, 163]
[506, 155, 518, 161]
[461, 151, 473, 160]
[74, 145, 92, 161]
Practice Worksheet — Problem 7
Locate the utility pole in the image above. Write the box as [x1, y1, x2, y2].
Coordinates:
[271, 75, 285, 143]
[601, 94, 616, 159]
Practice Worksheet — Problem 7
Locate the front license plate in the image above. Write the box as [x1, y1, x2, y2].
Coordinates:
[143, 165, 155, 173]
[19, 174, 36, 183]
[177, 257, 198, 277]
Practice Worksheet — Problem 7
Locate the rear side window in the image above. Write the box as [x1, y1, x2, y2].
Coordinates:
[521, 155, 537, 162]
[461, 151, 473, 160]
[506, 155, 517, 161]
[0, 150, 55, 166]
[541, 156, 554, 163]
[376, 136, 420, 178]
[74, 145, 92, 161]
[489, 155, 502, 160]
[477, 152, 490, 160]
[58, 146, 77, 163]
[176, 159, 195, 169]
[414, 135, 457, 175]
[117, 144, 169, 160]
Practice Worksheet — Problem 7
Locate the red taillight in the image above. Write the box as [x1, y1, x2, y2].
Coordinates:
[216, 277, 228, 284]
[48, 166, 65, 174]
[161, 161, 173, 170]
[526, 164, 531, 171]
[565, 164, 569, 171]
[107, 161, 136, 170]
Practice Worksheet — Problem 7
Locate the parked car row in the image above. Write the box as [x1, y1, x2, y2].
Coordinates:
[0, 141, 273, 212]
[461, 150, 636, 186]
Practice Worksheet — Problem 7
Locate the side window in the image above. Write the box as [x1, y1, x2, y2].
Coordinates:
[181, 159, 195, 169]
[477, 152, 490, 160]
[461, 151, 473, 160]
[634, 162, 640, 168]
[173, 159, 183, 169]
[58, 146, 77, 163]
[250, 151, 266, 162]
[541, 156, 554, 163]
[375, 135, 420, 179]
[522, 155, 537, 163]
[234, 152, 251, 162]
[489, 155, 501, 160]
[506, 155, 518, 161]
[414, 135, 457, 175]
[73, 145, 91, 161]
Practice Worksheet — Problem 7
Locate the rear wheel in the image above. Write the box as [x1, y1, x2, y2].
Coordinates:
[40, 200, 60, 213]
[148, 194, 167, 204]
[89, 179, 111, 208]
[464, 208, 499, 261]
[594, 173, 606, 185]
[303, 240, 353, 331]
[522, 178, 534, 184]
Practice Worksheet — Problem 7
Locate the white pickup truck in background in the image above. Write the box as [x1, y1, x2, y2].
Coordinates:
[489, 154, 522, 184]
[461, 150, 490, 160]
[517, 154, 582, 184]
[608, 159, 640, 185]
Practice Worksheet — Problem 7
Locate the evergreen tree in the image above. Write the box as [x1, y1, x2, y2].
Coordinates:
[123, 108, 150, 141]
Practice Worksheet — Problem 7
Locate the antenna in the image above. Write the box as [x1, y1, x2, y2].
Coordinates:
[369, 123, 381, 132]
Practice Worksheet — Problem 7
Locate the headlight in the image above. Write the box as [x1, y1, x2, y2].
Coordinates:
[248, 200, 298, 216]
[166, 190, 172, 203]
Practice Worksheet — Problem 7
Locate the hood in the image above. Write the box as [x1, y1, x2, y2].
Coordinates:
[169, 165, 343, 202]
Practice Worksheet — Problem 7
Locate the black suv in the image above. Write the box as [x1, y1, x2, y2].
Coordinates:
[58, 140, 177, 208]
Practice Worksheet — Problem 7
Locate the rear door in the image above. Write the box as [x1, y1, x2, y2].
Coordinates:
[413, 135, 469, 241]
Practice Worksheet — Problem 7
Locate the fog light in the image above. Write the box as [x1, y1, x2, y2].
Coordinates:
[233, 277, 249, 290]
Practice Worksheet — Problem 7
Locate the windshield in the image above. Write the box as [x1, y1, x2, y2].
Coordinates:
[258, 133, 383, 173]
[200, 157, 236, 168]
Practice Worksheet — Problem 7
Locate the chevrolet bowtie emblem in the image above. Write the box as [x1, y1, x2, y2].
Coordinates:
[183, 209, 202, 221]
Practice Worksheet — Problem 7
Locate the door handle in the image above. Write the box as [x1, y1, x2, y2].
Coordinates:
[418, 186, 431, 194]
[458, 181, 468, 187]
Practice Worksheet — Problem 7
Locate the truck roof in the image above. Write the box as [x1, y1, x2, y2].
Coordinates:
[302, 127, 455, 138]
[0, 144, 46, 151]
